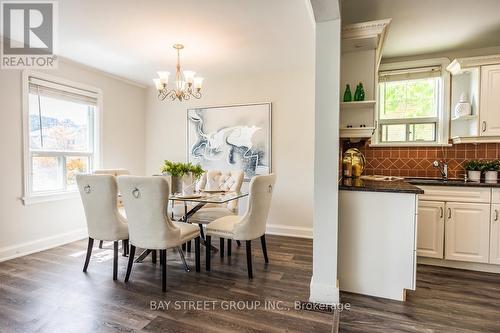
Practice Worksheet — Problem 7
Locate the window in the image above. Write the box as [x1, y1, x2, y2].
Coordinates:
[375, 59, 450, 146]
[23, 73, 100, 203]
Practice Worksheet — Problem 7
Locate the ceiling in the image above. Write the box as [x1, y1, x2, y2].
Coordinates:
[57, 0, 314, 86]
[342, 0, 500, 59]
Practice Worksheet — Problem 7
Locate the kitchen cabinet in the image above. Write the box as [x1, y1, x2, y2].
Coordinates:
[480, 64, 500, 136]
[447, 55, 500, 143]
[490, 204, 500, 265]
[444, 202, 490, 263]
[417, 201, 445, 259]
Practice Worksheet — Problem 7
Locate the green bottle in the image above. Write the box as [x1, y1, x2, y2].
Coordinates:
[343, 84, 352, 102]
[358, 82, 365, 101]
[354, 84, 360, 101]
[354, 82, 365, 101]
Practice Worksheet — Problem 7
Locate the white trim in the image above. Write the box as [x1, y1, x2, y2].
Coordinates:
[22, 191, 80, 205]
[374, 58, 451, 146]
[370, 142, 452, 148]
[58, 57, 148, 89]
[0, 228, 87, 262]
[21, 70, 102, 205]
[266, 223, 313, 239]
[309, 277, 340, 305]
[418, 257, 500, 274]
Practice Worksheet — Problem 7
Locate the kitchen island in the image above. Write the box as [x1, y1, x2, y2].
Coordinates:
[338, 178, 423, 301]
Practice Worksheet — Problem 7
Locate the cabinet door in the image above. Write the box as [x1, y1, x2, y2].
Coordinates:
[445, 202, 490, 263]
[490, 204, 500, 265]
[417, 201, 445, 258]
[480, 64, 500, 136]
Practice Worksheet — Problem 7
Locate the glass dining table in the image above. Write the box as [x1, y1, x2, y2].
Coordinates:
[133, 190, 248, 269]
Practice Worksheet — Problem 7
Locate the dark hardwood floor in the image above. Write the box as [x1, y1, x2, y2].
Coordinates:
[340, 265, 500, 333]
[0, 235, 333, 333]
[1, 236, 499, 333]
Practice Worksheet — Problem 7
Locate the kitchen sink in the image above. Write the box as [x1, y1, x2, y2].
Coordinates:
[405, 177, 468, 185]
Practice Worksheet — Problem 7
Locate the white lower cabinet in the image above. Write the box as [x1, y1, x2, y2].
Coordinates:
[444, 202, 490, 263]
[490, 204, 500, 265]
[417, 201, 445, 258]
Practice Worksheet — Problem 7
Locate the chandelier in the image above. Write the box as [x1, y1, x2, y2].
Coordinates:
[153, 44, 204, 101]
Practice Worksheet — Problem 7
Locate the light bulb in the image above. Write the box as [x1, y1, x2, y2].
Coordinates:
[157, 71, 170, 84]
[183, 71, 196, 84]
[194, 77, 204, 90]
[153, 78, 164, 91]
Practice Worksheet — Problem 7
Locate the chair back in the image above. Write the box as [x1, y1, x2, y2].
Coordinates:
[204, 170, 244, 211]
[76, 174, 128, 241]
[94, 169, 130, 177]
[117, 176, 180, 249]
[234, 174, 276, 240]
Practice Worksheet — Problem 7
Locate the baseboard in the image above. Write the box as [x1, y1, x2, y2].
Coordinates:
[309, 277, 340, 305]
[418, 257, 500, 274]
[266, 224, 313, 239]
[0, 228, 88, 262]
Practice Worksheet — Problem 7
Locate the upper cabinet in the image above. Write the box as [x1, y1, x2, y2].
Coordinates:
[447, 55, 500, 143]
[480, 65, 500, 136]
[340, 19, 391, 140]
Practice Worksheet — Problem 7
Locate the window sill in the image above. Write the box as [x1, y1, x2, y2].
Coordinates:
[22, 191, 80, 205]
[369, 142, 453, 148]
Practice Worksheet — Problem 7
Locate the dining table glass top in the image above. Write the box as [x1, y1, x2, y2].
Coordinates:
[169, 191, 248, 204]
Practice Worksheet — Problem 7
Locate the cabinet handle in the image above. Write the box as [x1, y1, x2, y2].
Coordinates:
[482, 121, 487, 132]
[440, 207, 443, 218]
[447, 208, 452, 219]
[495, 209, 498, 221]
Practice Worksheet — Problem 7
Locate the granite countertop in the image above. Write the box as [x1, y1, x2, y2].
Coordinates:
[406, 178, 500, 188]
[338, 178, 424, 194]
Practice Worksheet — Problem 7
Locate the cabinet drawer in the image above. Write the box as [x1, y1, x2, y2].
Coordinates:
[418, 186, 491, 203]
[492, 189, 500, 204]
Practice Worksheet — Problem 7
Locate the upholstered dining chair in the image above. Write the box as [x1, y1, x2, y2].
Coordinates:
[76, 174, 129, 280]
[93, 169, 130, 249]
[205, 174, 276, 278]
[117, 176, 201, 292]
[171, 170, 245, 252]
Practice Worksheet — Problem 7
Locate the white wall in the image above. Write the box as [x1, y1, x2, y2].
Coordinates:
[0, 60, 146, 261]
[145, 65, 315, 237]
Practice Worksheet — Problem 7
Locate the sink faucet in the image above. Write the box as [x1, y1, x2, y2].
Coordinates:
[433, 160, 448, 180]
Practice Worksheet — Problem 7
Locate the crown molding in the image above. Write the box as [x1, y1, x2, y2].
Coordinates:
[447, 54, 500, 75]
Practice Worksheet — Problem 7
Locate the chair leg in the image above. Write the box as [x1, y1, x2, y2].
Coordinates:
[227, 239, 232, 257]
[152, 250, 157, 264]
[260, 235, 269, 263]
[177, 247, 190, 272]
[160, 249, 167, 292]
[220, 238, 225, 258]
[187, 240, 192, 253]
[113, 241, 118, 280]
[195, 237, 201, 272]
[125, 245, 136, 282]
[236, 240, 241, 247]
[99, 240, 103, 249]
[246, 240, 253, 279]
[206, 235, 211, 271]
[122, 239, 128, 257]
[83, 237, 94, 272]
[198, 224, 205, 240]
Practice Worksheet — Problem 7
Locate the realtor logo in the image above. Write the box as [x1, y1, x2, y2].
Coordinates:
[1, 1, 58, 68]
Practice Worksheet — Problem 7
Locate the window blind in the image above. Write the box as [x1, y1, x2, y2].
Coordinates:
[28, 77, 99, 106]
[379, 66, 442, 82]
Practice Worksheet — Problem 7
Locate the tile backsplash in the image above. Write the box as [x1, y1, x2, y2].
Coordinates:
[342, 142, 500, 179]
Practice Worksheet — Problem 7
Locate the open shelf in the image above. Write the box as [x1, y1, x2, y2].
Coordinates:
[340, 127, 375, 138]
[340, 100, 376, 110]
[451, 114, 477, 121]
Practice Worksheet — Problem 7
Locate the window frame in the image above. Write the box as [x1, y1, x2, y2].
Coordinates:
[22, 70, 102, 205]
[371, 58, 451, 147]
